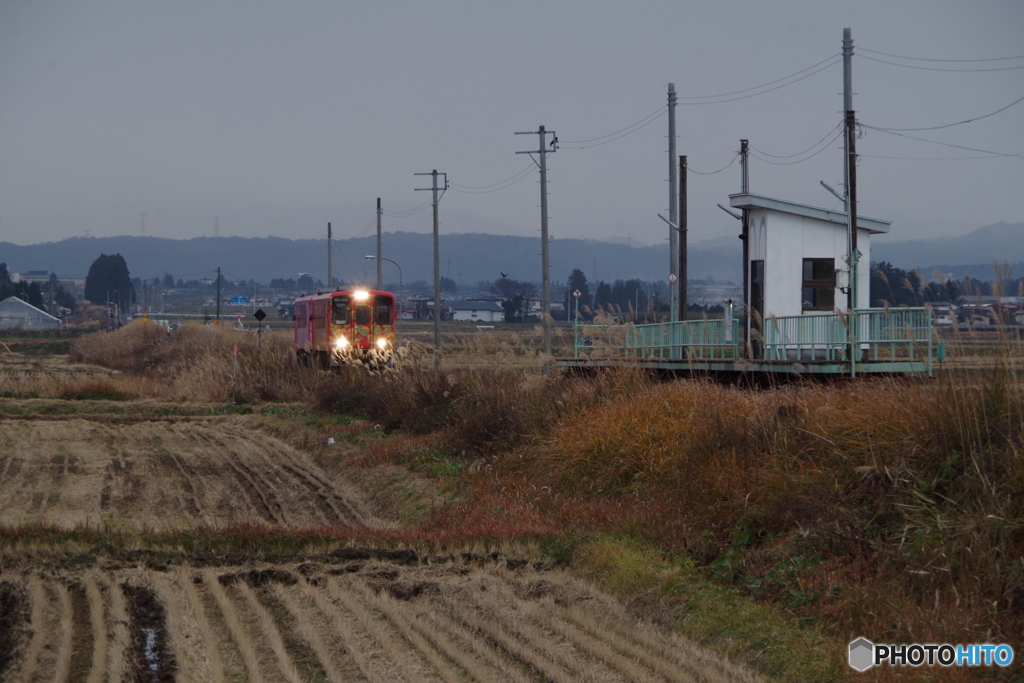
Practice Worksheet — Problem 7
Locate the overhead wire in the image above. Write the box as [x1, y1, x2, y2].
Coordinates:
[859, 124, 1024, 159]
[750, 122, 843, 158]
[679, 57, 843, 105]
[382, 199, 431, 218]
[749, 129, 844, 165]
[858, 46, 1024, 63]
[866, 94, 1024, 132]
[560, 105, 666, 144]
[677, 53, 840, 100]
[688, 153, 739, 175]
[557, 54, 843, 152]
[450, 163, 535, 194]
[858, 54, 1024, 73]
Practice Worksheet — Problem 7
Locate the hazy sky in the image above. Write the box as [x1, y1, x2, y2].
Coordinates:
[1, 0, 1022, 252]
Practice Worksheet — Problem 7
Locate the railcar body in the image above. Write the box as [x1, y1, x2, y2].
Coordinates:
[294, 289, 396, 367]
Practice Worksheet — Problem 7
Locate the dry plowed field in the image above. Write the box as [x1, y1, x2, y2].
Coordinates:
[0, 553, 762, 683]
[0, 417, 382, 531]
[0, 404, 763, 682]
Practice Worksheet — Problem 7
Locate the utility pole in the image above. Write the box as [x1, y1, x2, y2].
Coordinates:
[668, 84, 679, 322]
[415, 169, 447, 363]
[216, 267, 221, 322]
[843, 27, 859, 377]
[740, 140, 751, 358]
[843, 27, 858, 313]
[376, 198, 383, 290]
[679, 155, 687, 319]
[327, 222, 333, 290]
[516, 125, 556, 361]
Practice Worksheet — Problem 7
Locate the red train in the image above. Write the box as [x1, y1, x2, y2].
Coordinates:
[293, 289, 397, 367]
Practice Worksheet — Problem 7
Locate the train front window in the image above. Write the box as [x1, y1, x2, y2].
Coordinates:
[355, 305, 370, 326]
[374, 296, 392, 324]
[331, 297, 350, 325]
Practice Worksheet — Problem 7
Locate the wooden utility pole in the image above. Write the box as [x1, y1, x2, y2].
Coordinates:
[415, 170, 447, 364]
[679, 155, 687, 319]
[515, 126, 557, 361]
[376, 198, 383, 290]
[327, 222, 333, 290]
[740, 140, 750, 357]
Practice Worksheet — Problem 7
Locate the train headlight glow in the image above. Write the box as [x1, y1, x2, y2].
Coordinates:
[334, 336, 349, 349]
[376, 338, 388, 349]
[353, 290, 370, 301]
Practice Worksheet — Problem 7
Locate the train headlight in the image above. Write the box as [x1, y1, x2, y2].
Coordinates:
[353, 290, 370, 301]
[334, 336, 349, 349]
[376, 338, 388, 349]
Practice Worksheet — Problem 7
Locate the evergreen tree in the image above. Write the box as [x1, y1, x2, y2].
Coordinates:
[84, 253, 136, 309]
[565, 269, 592, 319]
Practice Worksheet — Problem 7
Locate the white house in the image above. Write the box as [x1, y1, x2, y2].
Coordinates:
[728, 193, 890, 320]
[450, 301, 504, 323]
[0, 296, 61, 330]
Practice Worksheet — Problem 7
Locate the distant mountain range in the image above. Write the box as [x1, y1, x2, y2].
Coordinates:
[873, 221, 1024, 280]
[2, 220, 1020, 287]
[0, 232, 742, 287]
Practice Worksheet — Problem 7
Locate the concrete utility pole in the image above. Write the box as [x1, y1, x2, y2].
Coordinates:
[216, 267, 221, 322]
[679, 155, 687, 318]
[327, 223, 334, 290]
[415, 169, 447, 362]
[843, 27, 858, 313]
[740, 140, 750, 357]
[516, 125, 556, 360]
[376, 198, 383, 290]
[668, 84, 679, 322]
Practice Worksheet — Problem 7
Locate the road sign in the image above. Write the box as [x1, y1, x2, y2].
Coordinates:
[230, 296, 248, 305]
[253, 309, 267, 322]
[667, 273, 678, 283]
[572, 289, 582, 299]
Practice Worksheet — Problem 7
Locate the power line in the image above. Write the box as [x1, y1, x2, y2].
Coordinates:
[382, 199, 432, 218]
[677, 54, 840, 100]
[858, 54, 1024, 73]
[558, 55, 843, 152]
[679, 57, 842, 105]
[866, 94, 1024, 132]
[860, 153, 1005, 161]
[560, 109, 666, 149]
[688, 154, 739, 175]
[859, 46, 1024, 63]
[749, 129, 844, 165]
[450, 163, 535, 193]
[750, 123, 843, 158]
[860, 124, 1024, 158]
[561, 105, 665, 144]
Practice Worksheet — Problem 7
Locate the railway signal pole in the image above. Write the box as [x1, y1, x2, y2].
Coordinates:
[516, 125, 556, 362]
[415, 169, 448, 366]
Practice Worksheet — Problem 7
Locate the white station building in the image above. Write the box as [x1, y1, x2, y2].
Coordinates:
[728, 193, 890, 321]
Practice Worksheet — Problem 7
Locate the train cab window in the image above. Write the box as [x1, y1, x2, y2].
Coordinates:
[296, 303, 307, 328]
[331, 297, 350, 325]
[374, 296, 392, 324]
[355, 305, 371, 326]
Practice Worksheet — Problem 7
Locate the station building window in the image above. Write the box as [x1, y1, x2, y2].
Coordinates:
[802, 258, 835, 311]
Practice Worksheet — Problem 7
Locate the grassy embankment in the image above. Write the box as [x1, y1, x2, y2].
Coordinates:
[4, 319, 1022, 681]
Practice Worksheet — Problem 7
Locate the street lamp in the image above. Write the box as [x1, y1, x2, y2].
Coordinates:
[365, 255, 403, 348]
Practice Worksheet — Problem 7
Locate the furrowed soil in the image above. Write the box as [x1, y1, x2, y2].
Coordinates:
[0, 351, 764, 682]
